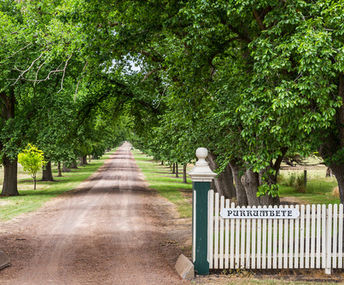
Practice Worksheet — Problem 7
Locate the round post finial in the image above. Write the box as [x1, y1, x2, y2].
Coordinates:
[188, 147, 216, 182]
[195, 148, 208, 167]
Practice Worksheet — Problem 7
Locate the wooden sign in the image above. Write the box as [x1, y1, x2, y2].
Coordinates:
[220, 208, 300, 219]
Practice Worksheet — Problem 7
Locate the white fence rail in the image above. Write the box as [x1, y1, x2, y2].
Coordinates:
[207, 190, 344, 274]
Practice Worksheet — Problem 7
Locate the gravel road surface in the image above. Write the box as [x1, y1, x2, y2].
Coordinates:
[0, 142, 188, 285]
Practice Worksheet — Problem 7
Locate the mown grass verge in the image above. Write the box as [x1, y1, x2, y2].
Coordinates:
[0, 151, 113, 221]
[279, 179, 339, 204]
[132, 149, 192, 218]
[278, 170, 339, 204]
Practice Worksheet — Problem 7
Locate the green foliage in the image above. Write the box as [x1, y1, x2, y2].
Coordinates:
[3, 0, 344, 202]
[295, 174, 306, 193]
[281, 172, 306, 193]
[18, 144, 45, 177]
[286, 173, 297, 187]
[257, 183, 279, 198]
[18, 144, 45, 189]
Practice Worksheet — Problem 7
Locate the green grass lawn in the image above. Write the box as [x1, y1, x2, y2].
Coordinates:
[132, 149, 193, 218]
[278, 169, 339, 204]
[279, 179, 339, 204]
[0, 151, 113, 221]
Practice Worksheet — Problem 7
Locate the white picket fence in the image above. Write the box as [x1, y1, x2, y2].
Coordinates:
[205, 190, 344, 274]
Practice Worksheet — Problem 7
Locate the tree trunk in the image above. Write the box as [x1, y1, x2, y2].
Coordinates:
[330, 165, 344, 203]
[317, 74, 344, 202]
[175, 163, 179, 178]
[172, 163, 175, 174]
[41, 161, 54, 181]
[229, 161, 248, 206]
[258, 193, 280, 206]
[88, 155, 91, 163]
[208, 154, 222, 196]
[1, 155, 18, 196]
[79, 156, 88, 166]
[223, 164, 236, 198]
[183, 164, 187, 183]
[57, 162, 62, 177]
[208, 153, 236, 199]
[241, 169, 260, 206]
[70, 160, 78, 169]
[1, 91, 18, 196]
[34, 177, 37, 190]
[161, 161, 164, 165]
[62, 163, 71, 172]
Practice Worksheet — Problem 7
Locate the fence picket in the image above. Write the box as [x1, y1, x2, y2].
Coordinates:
[273, 205, 278, 269]
[305, 205, 310, 268]
[278, 213, 283, 269]
[326, 204, 332, 274]
[262, 206, 267, 269]
[289, 205, 294, 268]
[240, 207, 246, 268]
[339, 204, 343, 268]
[220, 196, 224, 269]
[294, 205, 300, 268]
[322, 204, 326, 269]
[300, 205, 305, 268]
[214, 193, 219, 269]
[333, 204, 338, 268]
[235, 208, 240, 268]
[267, 205, 273, 269]
[257, 206, 262, 269]
[230, 202, 235, 269]
[225, 199, 229, 269]
[251, 206, 256, 269]
[283, 205, 289, 269]
[246, 206, 251, 269]
[316, 204, 321, 268]
[311, 204, 315, 268]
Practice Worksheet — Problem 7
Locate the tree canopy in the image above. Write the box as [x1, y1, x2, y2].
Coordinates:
[2, 0, 344, 205]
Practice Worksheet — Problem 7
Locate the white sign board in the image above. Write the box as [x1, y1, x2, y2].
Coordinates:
[220, 208, 300, 219]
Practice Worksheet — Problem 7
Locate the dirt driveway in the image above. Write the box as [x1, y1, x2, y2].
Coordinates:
[0, 143, 189, 285]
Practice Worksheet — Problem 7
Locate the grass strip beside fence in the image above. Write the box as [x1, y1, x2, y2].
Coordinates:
[133, 150, 192, 218]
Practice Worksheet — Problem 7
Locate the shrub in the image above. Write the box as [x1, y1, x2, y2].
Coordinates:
[282, 172, 306, 193]
[286, 173, 297, 187]
[295, 173, 306, 193]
